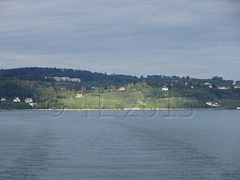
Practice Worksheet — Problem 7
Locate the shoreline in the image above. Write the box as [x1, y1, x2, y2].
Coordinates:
[0, 108, 237, 111]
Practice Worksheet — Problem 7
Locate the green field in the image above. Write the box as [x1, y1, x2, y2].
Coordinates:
[59, 91, 200, 109]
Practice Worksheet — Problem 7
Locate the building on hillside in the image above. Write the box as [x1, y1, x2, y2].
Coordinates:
[69, 78, 81, 82]
[204, 82, 212, 86]
[162, 86, 168, 91]
[1, 97, 6, 101]
[25, 98, 33, 103]
[217, 86, 230, 90]
[76, 94, 83, 98]
[53, 77, 70, 82]
[119, 87, 125, 91]
[206, 102, 212, 106]
[209, 85, 213, 88]
[206, 102, 219, 107]
[232, 81, 236, 85]
[49, 77, 81, 82]
[234, 85, 240, 89]
[13, 97, 20, 102]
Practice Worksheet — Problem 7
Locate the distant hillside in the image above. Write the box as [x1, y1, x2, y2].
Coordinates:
[0, 67, 138, 86]
[0, 67, 240, 109]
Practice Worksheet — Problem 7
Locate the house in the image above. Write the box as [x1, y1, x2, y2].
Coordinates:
[53, 77, 60, 81]
[206, 102, 219, 107]
[206, 102, 212, 106]
[209, 85, 213, 88]
[52, 77, 81, 82]
[76, 94, 83, 98]
[162, 86, 168, 91]
[204, 82, 212, 86]
[217, 86, 230, 90]
[232, 81, 236, 85]
[212, 102, 219, 107]
[13, 97, 20, 102]
[191, 86, 194, 89]
[69, 78, 81, 83]
[119, 87, 125, 91]
[1, 97, 6, 101]
[25, 98, 33, 103]
[234, 85, 240, 89]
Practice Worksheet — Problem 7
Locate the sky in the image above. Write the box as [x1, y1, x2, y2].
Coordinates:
[0, 0, 240, 80]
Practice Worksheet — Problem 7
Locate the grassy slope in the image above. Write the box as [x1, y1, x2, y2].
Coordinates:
[59, 90, 200, 109]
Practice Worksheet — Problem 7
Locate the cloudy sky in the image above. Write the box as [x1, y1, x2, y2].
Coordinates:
[0, 0, 240, 80]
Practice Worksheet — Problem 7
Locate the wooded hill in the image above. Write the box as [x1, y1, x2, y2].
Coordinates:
[0, 67, 240, 109]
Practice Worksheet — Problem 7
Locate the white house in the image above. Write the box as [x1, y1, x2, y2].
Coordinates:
[13, 97, 20, 102]
[52, 77, 81, 82]
[234, 85, 240, 89]
[1, 97, 6, 101]
[217, 86, 230, 90]
[25, 98, 33, 103]
[206, 102, 219, 107]
[119, 87, 125, 91]
[69, 78, 81, 82]
[162, 86, 168, 91]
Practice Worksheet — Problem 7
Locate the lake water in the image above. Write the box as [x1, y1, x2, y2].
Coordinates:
[0, 110, 240, 180]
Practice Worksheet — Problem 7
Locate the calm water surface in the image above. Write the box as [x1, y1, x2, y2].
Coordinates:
[0, 110, 240, 180]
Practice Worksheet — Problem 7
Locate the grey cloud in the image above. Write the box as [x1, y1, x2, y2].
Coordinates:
[0, 0, 239, 80]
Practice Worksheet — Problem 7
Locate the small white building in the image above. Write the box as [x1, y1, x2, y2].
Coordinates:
[217, 86, 230, 90]
[70, 78, 81, 82]
[206, 102, 219, 107]
[25, 98, 33, 103]
[119, 87, 125, 91]
[52, 77, 81, 82]
[162, 86, 168, 91]
[53, 77, 70, 82]
[1, 97, 6, 101]
[13, 97, 20, 102]
[234, 85, 240, 89]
